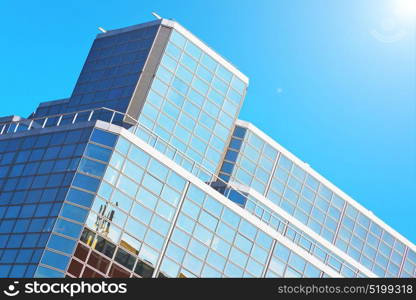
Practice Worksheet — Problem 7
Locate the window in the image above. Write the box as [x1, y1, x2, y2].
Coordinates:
[79, 158, 106, 177]
[170, 30, 186, 48]
[85, 144, 112, 162]
[142, 174, 163, 196]
[117, 175, 138, 198]
[87, 251, 110, 274]
[61, 203, 88, 223]
[115, 248, 136, 270]
[54, 218, 82, 239]
[47, 234, 76, 254]
[135, 260, 154, 278]
[41, 250, 69, 271]
[90, 129, 117, 147]
[72, 173, 100, 192]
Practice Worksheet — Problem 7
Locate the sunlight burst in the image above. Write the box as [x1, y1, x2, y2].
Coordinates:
[395, 0, 416, 19]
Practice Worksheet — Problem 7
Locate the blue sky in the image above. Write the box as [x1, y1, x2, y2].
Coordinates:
[1, 0, 415, 243]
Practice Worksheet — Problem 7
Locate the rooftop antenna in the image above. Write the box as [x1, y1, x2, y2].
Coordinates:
[151, 12, 162, 20]
[98, 27, 107, 33]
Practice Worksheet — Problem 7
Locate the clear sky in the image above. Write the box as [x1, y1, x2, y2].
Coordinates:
[1, 0, 415, 243]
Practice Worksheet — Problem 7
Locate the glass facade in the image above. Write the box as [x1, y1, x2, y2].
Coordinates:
[219, 125, 277, 193]
[266, 242, 328, 278]
[34, 128, 117, 277]
[244, 195, 365, 277]
[33, 23, 160, 117]
[0, 18, 414, 278]
[219, 122, 416, 278]
[138, 30, 247, 174]
[0, 125, 93, 277]
[64, 131, 330, 278]
[68, 24, 159, 113]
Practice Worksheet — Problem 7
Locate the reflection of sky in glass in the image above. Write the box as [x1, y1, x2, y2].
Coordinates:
[138, 30, 247, 174]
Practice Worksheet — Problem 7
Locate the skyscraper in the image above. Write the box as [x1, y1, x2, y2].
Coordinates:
[0, 18, 414, 278]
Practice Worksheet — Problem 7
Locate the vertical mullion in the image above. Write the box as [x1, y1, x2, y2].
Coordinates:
[261, 239, 277, 278]
[152, 181, 190, 277]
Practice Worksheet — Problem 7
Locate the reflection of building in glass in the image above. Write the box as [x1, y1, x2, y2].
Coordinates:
[0, 18, 415, 278]
[94, 203, 115, 238]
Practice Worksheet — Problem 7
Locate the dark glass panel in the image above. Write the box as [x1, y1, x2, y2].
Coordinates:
[82, 266, 105, 278]
[114, 248, 135, 270]
[108, 264, 130, 278]
[94, 236, 116, 259]
[90, 130, 117, 147]
[74, 243, 90, 261]
[68, 259, 83, 277]
[134, 259, 154, 278]
[87, 251, 110, 273]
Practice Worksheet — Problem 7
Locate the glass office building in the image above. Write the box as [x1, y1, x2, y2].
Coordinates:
[0, 18, 414, 278]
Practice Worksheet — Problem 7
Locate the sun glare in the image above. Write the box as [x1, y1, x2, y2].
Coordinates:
[394, 0, 416, 19]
